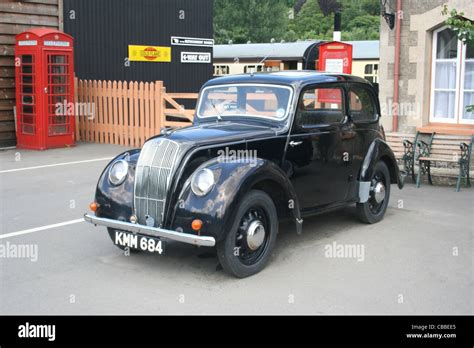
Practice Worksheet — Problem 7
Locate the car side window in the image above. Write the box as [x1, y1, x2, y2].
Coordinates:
[296, 87, 345, 127]
[349, 85, 377, 122]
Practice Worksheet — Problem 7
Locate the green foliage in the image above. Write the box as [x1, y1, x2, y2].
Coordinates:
[214, 0, 290, 44]
[441, 5, 473, 43]
[442, 5, 474, 113]
[214, 0, 381, 44]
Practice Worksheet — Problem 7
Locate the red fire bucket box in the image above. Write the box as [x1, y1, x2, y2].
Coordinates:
[317, 41, 353, 74]
[15, 28, 75, 150]
[316, 41, 353, 103]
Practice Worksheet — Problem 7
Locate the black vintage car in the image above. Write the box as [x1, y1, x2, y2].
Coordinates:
[84, 71, 405, 278]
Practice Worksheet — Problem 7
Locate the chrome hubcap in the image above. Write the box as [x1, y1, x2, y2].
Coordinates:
[373, 182, 386, 203]
[246, 220, 266, 251]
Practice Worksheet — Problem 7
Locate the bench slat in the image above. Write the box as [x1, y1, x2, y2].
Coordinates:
[419, 156, 459, 162]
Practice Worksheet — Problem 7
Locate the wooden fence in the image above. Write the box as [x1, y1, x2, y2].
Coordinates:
[74, 78, 196, 147]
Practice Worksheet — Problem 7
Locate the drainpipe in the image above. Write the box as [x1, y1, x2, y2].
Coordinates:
[392, 0, 402, 132]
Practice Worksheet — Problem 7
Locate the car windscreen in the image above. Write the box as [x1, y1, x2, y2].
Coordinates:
[197, 84, 293, 120]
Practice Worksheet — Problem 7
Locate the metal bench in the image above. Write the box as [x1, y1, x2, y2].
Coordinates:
[416, 134, 473, 192]
[386, 132, 433, 182]
[402, 131, 421, 182]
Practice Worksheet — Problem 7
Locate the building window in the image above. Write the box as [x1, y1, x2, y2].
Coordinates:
[214, 65, 230, 76]
[364, 63, 378, 83]
[430, 26, 474, 124]
[244, 65, 263, 74]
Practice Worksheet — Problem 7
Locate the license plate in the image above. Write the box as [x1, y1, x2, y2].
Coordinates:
[114, 231, 164, 254]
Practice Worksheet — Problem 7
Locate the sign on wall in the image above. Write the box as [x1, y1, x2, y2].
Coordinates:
[181, 52, 211, 64]
[128, 45, 171, 62]
[171, 36, 214, 47]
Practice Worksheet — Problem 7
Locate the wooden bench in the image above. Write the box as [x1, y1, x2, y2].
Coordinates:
[416, 134, 474, 191]
[386, 132, 433, 182]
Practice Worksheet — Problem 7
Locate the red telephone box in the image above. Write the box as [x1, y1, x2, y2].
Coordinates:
[15, 28, 75, 150]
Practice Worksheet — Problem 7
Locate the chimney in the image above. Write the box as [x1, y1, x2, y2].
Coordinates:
[333, 11, 341, 41]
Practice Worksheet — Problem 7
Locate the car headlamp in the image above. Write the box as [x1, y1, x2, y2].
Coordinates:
[191, 168, 215, 196]
[108, 160, 129, 186]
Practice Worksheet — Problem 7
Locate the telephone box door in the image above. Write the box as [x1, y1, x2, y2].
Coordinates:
[43, 50, 75, 148]
[16, 52, 41, 148]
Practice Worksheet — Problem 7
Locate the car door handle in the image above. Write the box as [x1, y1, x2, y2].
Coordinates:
[289, 141, 303, 147]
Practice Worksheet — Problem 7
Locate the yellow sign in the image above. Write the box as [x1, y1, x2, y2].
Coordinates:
[128, 45, 171, 62]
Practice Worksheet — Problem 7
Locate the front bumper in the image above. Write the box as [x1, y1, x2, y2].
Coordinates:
[83, 213, 216, 247]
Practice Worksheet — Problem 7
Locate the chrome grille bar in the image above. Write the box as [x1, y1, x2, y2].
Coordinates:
[134, 138, 181, 227]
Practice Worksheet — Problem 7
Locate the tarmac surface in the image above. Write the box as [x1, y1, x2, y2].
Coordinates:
[0, 143, 472, 314]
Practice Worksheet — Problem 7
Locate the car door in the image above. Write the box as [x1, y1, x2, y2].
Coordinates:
[345, 83, 381, 200]
[283, 84, 351, 210]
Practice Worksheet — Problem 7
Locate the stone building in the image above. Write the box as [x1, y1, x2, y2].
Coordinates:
[379, 0, 474, 135]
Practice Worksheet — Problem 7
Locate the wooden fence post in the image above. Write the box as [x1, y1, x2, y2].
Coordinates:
[133, 81, 139, 147]
[144, 82, 150, 142]
[74, 77, 79, 141]
[96, 80, 103, 144]
[122, 81, 129, 147]
[161, 86, 167, 129]
[117, 80, 124, 146]
[155, 81, 163, 133]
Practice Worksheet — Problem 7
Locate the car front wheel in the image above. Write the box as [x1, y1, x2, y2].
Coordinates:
[356, 161, 391, 224]
[217, 190, 278, 278]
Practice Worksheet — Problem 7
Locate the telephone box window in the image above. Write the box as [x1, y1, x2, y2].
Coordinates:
[19, 54, 36, 135]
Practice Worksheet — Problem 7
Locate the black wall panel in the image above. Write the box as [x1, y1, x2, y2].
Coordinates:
[63, 0, 213, 93]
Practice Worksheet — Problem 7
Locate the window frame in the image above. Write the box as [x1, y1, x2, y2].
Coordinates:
[294, 84, 347, 129]
[430, 25, 474, 125]
[347, 82, 379, 124]
[364, 63, 378, 83]
[196, 83, 295, 121]
[459, 40, 474, 124]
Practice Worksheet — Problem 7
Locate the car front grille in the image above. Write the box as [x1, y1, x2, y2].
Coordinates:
[134, 138, 182, 227]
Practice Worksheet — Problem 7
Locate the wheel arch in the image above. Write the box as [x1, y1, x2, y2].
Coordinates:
[359, 138, 405, 189]
[171, 157, 302, 242]
[251, 178, 294, 222]
[379, 154, 399, 186]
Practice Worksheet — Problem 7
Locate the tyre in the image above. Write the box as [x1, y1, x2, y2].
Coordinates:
[217, 190, 278, 278]
[107, 228, 140, 253]
[356, 161, 391, 224]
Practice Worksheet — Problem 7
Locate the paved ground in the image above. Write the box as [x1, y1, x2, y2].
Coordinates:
[0, 143, 472, 315]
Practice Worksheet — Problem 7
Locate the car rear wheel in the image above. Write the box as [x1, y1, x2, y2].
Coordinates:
[356, 161, 391, 224]
[217, 190, 278, 278]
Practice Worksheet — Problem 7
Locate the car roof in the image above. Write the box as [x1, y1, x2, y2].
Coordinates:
[203, 71, 372, 89]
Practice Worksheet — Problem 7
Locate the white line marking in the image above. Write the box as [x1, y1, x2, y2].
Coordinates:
[0, 157, 114, 174]
[0, 219, 84, 239]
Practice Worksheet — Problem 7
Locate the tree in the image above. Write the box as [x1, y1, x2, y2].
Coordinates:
[287, 0, 380, 41]
[214, 0, 289, 44]
[214, 0, 382, 44]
